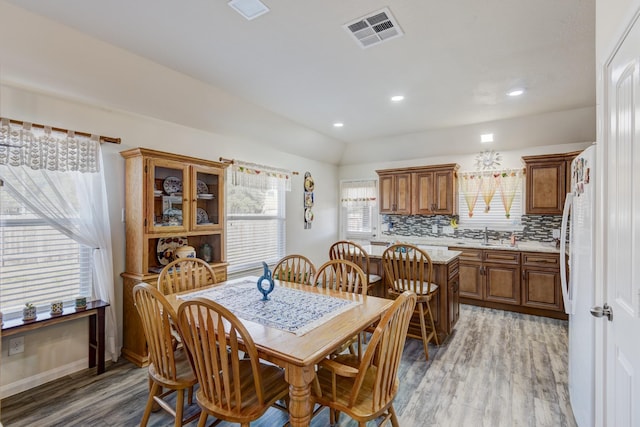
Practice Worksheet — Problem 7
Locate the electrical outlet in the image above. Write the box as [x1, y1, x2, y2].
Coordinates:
[443, 226, 454, 234]
[552, 229, 560, 239]
[9, 336, 24, 355]
[431, 224, 438, 234]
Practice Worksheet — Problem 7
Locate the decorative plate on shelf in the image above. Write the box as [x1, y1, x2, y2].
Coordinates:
[162, 176, 183, 194]
[196, 180, 209, 195]
[196, 208, 209, 224]
[157, 236, 188, 265]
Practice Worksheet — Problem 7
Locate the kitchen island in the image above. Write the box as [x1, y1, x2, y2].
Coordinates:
[360, 244, 461, 344]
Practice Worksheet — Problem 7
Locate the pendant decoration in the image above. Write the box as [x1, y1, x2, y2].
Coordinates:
[257, 261, 275, 301]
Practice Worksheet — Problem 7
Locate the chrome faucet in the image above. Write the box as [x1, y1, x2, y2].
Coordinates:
[483, 227, 489, 245]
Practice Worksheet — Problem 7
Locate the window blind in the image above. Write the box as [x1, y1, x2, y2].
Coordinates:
[226, 168, 286, 274]
[0, 188, 93, 318]
[340, 180, 378, 240]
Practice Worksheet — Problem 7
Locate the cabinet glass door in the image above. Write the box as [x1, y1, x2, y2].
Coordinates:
[191, 165, 223, 230]
[147, 158, 190, 233]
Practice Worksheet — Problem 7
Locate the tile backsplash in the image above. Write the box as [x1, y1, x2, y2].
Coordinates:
[381, 214, 563, 243]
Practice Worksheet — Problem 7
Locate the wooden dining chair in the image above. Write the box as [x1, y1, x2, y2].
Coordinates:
[382, 243, 440, 361]
[314, 259, 368, 357]
[273, 254, 316, 285]
[314, 291, 417, 427]
[329, 240, 382, 293]
[132, 283, 199, 427]
[313, 259, 368, 295]
[157, 257, 218, 295]
[177, 297, 289, 427]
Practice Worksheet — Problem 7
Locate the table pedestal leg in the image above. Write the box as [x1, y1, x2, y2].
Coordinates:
[285, 365, 316, 427]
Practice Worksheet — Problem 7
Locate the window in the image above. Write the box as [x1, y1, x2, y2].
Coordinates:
[0, 186, 93, 318]
[226, 163, 289, 274]
[340, 180, 378, 240]
[457, 170, 524, 227]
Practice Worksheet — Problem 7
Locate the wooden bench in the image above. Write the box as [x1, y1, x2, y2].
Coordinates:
[1, 300, 110, 374]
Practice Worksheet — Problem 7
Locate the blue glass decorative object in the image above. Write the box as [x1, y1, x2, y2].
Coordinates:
[257, 262, 275, 301]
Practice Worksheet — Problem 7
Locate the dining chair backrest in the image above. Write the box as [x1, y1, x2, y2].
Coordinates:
[329, 240, 371, 278]
[157, 257, 217, 295]
[273, 254, 316, 285]
[177, 297, 268, 416]
[382, 244, 434, 295]
[313, 259, 367, 295]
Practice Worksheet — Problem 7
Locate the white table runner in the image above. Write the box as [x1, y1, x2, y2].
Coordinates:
[178, 278, 361, 336]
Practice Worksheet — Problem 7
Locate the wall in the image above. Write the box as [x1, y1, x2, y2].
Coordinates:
[0, 84, 338, 398]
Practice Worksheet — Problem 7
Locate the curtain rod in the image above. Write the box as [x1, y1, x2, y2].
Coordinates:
[219, 157, 299, 175]
[1, 117, 121, 144]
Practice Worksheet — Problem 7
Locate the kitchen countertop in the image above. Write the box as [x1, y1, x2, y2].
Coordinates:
[366, 237, 561, 254]
[360, 244, 462, 264]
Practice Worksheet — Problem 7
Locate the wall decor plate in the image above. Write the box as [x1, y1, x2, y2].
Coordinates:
[304, 208, 314, 222]
[304, 175, 315, 191]
[196, 207, 209, 224]
[157, 236, 188, 265]
[162, 176, 182, 194]
[304, 191, 314, 207]
[196, 180, 209, 194]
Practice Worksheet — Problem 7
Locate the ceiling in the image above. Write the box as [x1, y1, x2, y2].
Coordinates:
[3, 0, 596, 164]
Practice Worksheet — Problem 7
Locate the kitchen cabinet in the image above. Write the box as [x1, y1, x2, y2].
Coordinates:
[521, 252, 563, 311]
[483, 250, 521, 306]
[377, 163, 458, 215]
[412, 165, 458, 215]
[120, 147, 228, 367]
[452, 246, 566, 319]
[456, 248, 520, 305]
[378, 172, 411, 214]
[522, 151, 580, 214]
[457, 248, 483, 300]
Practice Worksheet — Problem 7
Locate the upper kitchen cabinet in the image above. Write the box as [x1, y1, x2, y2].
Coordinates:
[412, 164, 459, 215]
[376, 164, 459, 215]
[378, 171, 412, 214]
[522, 151, 580, 214]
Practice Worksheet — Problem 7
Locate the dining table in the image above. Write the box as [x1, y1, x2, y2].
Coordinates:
[165, 276, 393, 427]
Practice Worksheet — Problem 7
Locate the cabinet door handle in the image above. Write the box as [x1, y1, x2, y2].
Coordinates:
[522, 270, 526, 280]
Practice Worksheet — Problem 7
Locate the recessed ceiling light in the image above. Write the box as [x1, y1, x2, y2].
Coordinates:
[481, 133, 494, 143]
[390, 95, 405, 102]
[228, 0, 269, 21]
[333, 122, 344, 128]
[507, 89, 525, 97]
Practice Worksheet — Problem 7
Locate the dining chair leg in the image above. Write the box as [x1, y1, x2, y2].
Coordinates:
[197, 411, 209, 427]
[174, 388, 185, 427]
[140, 381, 160, 427]
[187, 385, 193, 405]
[389, 405, 400, 427]
[418, 303, 430, 361]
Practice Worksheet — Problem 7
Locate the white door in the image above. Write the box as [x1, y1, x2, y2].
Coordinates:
[603, 12, 640, 427]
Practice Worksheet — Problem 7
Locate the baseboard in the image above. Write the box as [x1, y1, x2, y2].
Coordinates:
[0, 359, 87, 399]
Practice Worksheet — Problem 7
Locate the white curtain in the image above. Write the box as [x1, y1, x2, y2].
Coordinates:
[0, 119, 118, 361]
[231, 160, 292, 192]
[340, 179, 377, 207]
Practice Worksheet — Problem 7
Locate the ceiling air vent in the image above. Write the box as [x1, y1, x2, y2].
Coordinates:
[343, 7, 404, 49]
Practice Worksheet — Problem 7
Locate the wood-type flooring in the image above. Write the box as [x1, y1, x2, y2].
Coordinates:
[0, 304, 577, 427]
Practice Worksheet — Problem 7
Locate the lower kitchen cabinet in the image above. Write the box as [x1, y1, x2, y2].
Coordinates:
[452, 247, 566, 320]
[521, 252, 564, 311]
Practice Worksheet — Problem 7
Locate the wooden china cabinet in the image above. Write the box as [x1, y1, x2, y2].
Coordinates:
[120, 147, 228, 367]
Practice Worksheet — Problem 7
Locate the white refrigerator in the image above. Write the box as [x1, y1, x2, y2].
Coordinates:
[560, 144, 596, 427]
